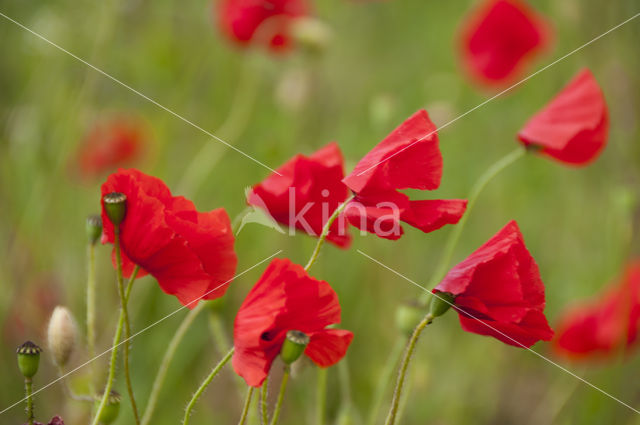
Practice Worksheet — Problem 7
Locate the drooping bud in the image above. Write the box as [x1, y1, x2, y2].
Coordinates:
[280, 330, 310, 365]
[102, 192, 127, 226]
[17, 341, 42, 378]
[95, 391, 121, 424]
[395, 302, 424, 336]
[86, 215, 103, 245]
[291, 17, 332, 54]
[429, 291, 455, 318]
[47, 306, 77, 368]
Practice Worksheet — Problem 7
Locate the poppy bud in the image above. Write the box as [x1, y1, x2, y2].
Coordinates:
[95, 391, 121, 424]
[395, 302, 424, 336]
[86, 215, 102, 245]
[17, 341, 42, 378]
[102, 192, 127, 226]
[429, 292, 455, 318]
[280, 330, 310, 365]
[291, 18, 332, 54]
[47, 306, 77, 368]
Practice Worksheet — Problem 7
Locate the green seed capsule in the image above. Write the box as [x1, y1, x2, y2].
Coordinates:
[102, 192, 127, 226]
[86, 215, 103, 245]
[280, 330, 310, 365]
[17, 341, 42, 378]
[95, 391, 121, 424]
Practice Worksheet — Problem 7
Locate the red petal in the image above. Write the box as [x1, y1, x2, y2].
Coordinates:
[305, 329, 354, 367]
[400, 199, 467, 234]
[458, 309, 553, 348]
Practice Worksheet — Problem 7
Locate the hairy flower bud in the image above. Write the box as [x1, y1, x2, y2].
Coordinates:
[281, 330, 310, 365]
[17, 341, 42, 378]
[102, 192, 127, 226]
[95, 391, 121, 424]
[47, 306, 77, 368]
[86, 215, 102, 245]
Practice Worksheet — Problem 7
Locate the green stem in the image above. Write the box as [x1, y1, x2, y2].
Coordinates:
[183, 348, 235, 425]
[366, 338, 404, 425]
[420, 147, 525, 304]
[58, 366, 94, 402]
[384, 314, 433, 425]
[114, 230, 140, 424]
[261, 376, 269, 425]
[141, 303, 206, 425]
[25, 378, 34, 425]
[269, 367, 290, 425]
[238, 387, 255, 425]
[305, 195, 354, 271]
[87, 242, 97, 395]
[315, 368, 327, 425]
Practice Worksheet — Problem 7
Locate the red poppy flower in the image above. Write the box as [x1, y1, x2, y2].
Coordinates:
[518, 69, 609, 165]
[232, 258, 353, 387]
[76, 118, 145, 179]
[459, 0, 551, 87]
[216, 0, 308, 51]
[101, 169, 237, 307]
[434, 220, 554, 348]
[553, 262, 640, 360]
[248, 142, 351, 248]
[341, 110, 467, 240]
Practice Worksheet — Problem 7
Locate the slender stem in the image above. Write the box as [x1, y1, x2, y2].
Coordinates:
[260, 376, 269, 425]
[183, 348, 235, 425]
[25, 378, 34, 425]
[238, 387, 255, 425]
[141, 303, 206, 425]
[305, 195, 354, 271]
[384, 314, 433, 425]
[114, 230, 140, 424]
[421, 147, 525, 304]
[269, 367, 290, 425]
[87, 243, 97, 395]
[315, 368, 327, 425]
[58, 366, 94, 402]
[366, 338, 404, 425]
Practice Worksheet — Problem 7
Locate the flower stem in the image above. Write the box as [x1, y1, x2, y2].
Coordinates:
[315, 368, 327, 425]
[260, 376, 269, 425]
[141, 303, 206, 425]
[238, 387, 255, 425]
[421, 147, 525, 304]
[183, 348, 235, 425]
[114, 230, 140, 424]
[269, 367, 290, 425]
[24, 378, 34, 425]
[384, 314, 433, 425]
[87, 242, 97, 395]
[305, 195, 354, 271]
[366, 338, 404, 425]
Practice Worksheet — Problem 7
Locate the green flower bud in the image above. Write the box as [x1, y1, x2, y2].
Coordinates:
[429, 292, 455, 318]
[280, 330, 310, 365]
[95, 391, 121, 424]
[395, 302, 424, 337]
[47, 306, 77, 368]
[86, 215, 103, 245]
[17, 341, 42, 378]
[291, 18, 332, 54]
[102, 192, 127, 226]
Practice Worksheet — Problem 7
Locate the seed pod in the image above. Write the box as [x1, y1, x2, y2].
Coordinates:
[95, 391, 121, 424]
[102, 192, 127, 226]
[17, 341, 42, 378]
[86, 215, 102, 245]
[280, 330, 310, 365]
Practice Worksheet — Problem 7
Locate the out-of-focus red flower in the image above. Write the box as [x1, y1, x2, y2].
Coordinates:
[518, 69, 609, 165]
[248, 142, 351, 248]
[101, 169, 237, 307]
[232, 258, 353, 387]
[553, 262, 640, 360]
[216, 0, 309, 51]
[434, 220, 554, 348]
[341, 110, 467, 240]
[76, 118, 145, 179]
[459, 0, 551, 87]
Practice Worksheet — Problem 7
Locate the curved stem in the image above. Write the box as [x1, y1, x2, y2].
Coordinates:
[315, 368, 327, 425]
[87, 243, 97, 395]
[269, 367, 290, 425]
[238, 387, 255, 425]
[384, 314, 432, 425]
[261, 376, 269, 425]
[305, 195, 354, 271]
[141, 303, 206, 425]
[183, 348, 234, 425]
[421, 147, 525, 304]
[114, 231, 140, 424]
[25, 378, 34, 425]
[58, 366, 94, 402]
[366, 338, 405, 425]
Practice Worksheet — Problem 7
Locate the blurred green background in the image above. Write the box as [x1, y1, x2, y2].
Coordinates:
[1, 0, 639, 424]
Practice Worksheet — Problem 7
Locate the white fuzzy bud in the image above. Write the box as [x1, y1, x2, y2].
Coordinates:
[47, 306, 77, 368]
